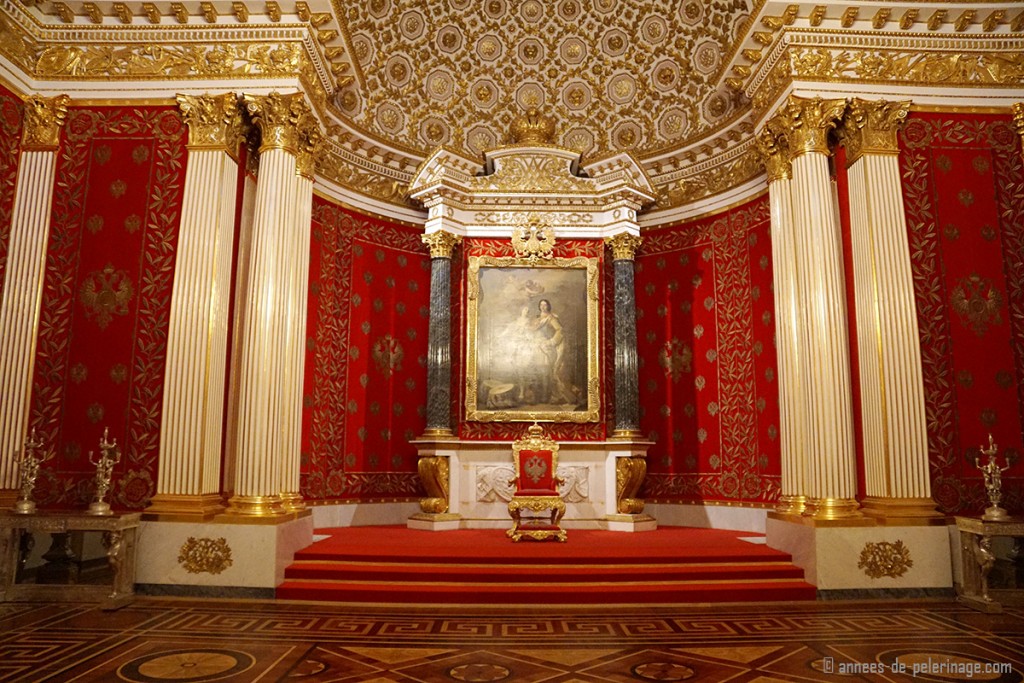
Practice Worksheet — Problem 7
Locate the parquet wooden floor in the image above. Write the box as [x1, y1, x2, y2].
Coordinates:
[1, 598, 1021, 682]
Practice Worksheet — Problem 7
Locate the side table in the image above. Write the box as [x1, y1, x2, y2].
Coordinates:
[0, 511, 140, 610]
[955, 515, 1024, 613]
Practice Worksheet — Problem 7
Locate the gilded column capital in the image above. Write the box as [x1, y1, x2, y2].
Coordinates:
[605, 232, 643, 261]
[842, 98, 911, 166]
[242, 92, 309, 155]
[422, 230, 462, 258]
[773, 95, 847, 158]
[756, 126, 791, 182]
[21, 94, 70, 151]
[295, 114, 324, 180]
[176, 93, 244, 154]
[1013, 103, 1024, 161]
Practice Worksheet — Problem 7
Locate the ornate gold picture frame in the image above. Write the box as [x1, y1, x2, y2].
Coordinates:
[466, 255, 600, 423]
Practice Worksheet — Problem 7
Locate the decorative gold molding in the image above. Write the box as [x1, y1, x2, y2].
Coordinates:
[755, 125, 791, 182]
[1013, 102, 1024, 161]
[421, 230, 462, 259]
[21, 94, 70, 151]
[178, 536, 233, 575]
[295, 114, 324, 180]
[604, 232, 643, 261]
[175, 93, 243, 155]
[772, 96, 847, 158]
[857, 540, 913, 579]
[615, 456, 647, 514]
[242, 92, 309, 155]
[806, 496, 862, 520]
[841, 98, 911, 166]
[417, 455, 450, 514]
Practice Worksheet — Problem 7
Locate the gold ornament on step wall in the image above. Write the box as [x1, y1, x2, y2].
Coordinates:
[858, 540, 913, 579]
[178, 537, 234, 575]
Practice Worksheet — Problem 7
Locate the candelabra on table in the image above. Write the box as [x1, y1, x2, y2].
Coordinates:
[86, 428, 121, 516]
[12, 429, 47, 514]
[975, 434, 1011, 522]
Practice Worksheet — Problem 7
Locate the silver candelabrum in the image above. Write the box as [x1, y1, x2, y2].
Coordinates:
[86, 428, 121, 516]
[975, 434, 1011, 522]
[13, 429, 47, 514]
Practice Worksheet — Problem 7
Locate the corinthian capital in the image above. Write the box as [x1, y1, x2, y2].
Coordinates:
[773, 95, 847, 158]
[605, 232, 643, 261]
[422, 230, 462, 258]
[842, 98, 911, 166]
[21, 94, 70, 151]
[242, 92, 310, 155]
[176, 93, 244, 154]
[295, 114, 324, 180]
[756, 126, 791, 183]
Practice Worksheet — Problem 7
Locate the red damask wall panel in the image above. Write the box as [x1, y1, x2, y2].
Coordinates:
[29, 106, 187, 510]
[302, 198, 430, 502]
[899, 111, 1024, 515]
[637, 195, 781, 504]
[0, 84, 22, 287]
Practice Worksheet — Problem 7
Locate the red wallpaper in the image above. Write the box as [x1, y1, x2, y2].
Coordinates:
[0, 84, 22, 288]
[456, 238, 609, 441]
[302, 198, 430, 501]
[637, 195, 781, 503]
[28, 106, 187, 510]
[900, 111, 1024, 515]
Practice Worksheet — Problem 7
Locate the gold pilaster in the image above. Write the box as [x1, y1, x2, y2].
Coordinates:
[422, 230, 462, 259]
[1013, 103, 1024, 162]
[21, 94, 70, 151]
[242, 92, 309, 155]
[842, 99, 911, 166]
[775, 96, 848, 158]
[604, 232, 643, 261]
[176, 93, 244, 156]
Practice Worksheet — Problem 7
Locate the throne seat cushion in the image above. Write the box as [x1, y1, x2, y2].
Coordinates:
[513, 489, 560, 497]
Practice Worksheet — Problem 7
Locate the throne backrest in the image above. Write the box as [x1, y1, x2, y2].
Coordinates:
[511, 424, 559, 494]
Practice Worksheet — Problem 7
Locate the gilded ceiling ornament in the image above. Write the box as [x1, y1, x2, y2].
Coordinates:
[951, 273, 1004, 336]
[511, 220, 555, 262]
[841, 99, 910, 165]
[510, 108, 556, 145]
[175, 93, 243, 153]
[79, 264, 133, 330]
[422, 231, 462, 259]
[242, 92, 309, 154]
[773, 95, 848, 158]
[21, 94, 70, 151]
[605, 232, 642, 261]
[178, 537, 233, 575]
[857, 540, 913, 579]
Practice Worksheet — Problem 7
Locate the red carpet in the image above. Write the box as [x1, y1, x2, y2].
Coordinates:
[277, 526, 817, 606]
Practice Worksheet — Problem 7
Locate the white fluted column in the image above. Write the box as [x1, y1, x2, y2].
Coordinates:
[843, 99, 939, 520]
[148, 94, 243, 517]
[0, 95, 68, 504]
[776, 96, 861, 520]
[279, 116, 321, 512]
[226, 92, 307, 516]
[757, 126, 807, 516]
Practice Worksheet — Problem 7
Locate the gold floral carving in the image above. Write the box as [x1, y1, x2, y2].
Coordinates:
[175, 93, 243, 153]
[178, 537, 233, 575]
[615, 456, 647, 514]
[21, 94, 70, 151]
[510, 108, 556, 145]
[772, 96, 847, 158]
[658, 150, 762, 208]
[417, 456, 450, 514]
[605, 232, 643, 261]
[421, 230, 462, 259]
[79, 264, 133, 330]
[755, 126, 791, 183]
[472, 155, 592, 194]
[243, 92, 310, 154]
[295, 115, 324, 180]
[842, 99, 911, 165]
[790, 47, 1024, 87]
[511, 220, 556, 262]
[857, 540, 913, 579]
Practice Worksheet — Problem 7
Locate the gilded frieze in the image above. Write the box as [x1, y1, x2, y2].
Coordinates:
[789, 46, 1024, 87]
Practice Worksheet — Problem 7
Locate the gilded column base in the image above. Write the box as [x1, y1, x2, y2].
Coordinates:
[145, 493, 226, 520]
[223, 494, 287, 517]
[860, 496, 943, 524]
[610, 428, 645, 441]
[419, 428, 457, 441]
[280, 492, 306, 513]
[775, 494, 807, 516]
[806, 496, 862, 520]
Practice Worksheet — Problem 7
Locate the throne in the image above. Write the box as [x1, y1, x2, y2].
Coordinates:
[507, 423, 567, 542]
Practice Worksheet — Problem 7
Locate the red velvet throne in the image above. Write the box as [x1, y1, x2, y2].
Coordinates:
[507, 424, 567, 542]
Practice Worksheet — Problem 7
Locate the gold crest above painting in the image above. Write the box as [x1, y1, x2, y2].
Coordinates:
[466, 255, 600, 423]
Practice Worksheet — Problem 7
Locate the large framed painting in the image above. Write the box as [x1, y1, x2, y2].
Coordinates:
[466, 255, 600, 422]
